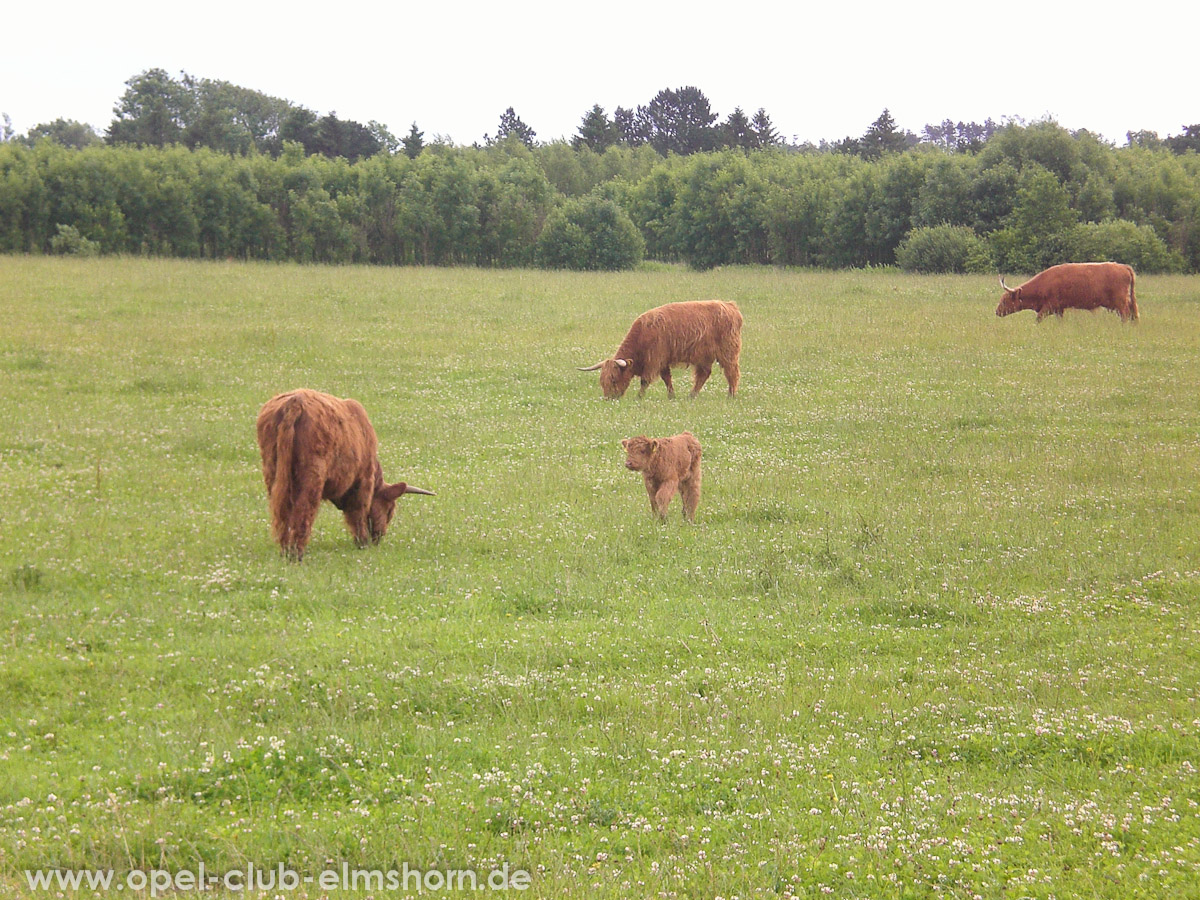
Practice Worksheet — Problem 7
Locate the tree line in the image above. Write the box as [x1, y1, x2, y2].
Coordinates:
[1, 116, 1198, 273]
[15, 68, 1200, 161]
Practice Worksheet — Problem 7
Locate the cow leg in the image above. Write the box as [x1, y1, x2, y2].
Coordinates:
[680, 474, 701, 523]
[652, 480, 679, 520]
[719, 356, 740, 396]
[660, 367, 676, 399]
[341, 489, 371, 548]
[284, 482, 322, 561]
[690, 365, 712, 398]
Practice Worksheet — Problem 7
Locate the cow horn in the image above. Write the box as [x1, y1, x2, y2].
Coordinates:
[999, 275, 1012, 291]
[615, 358, 629, 368]
[404, 485, 435, 496]
[577, 361, 605, 371]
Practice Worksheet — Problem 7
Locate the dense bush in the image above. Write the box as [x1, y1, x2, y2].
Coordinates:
[1063, 220, 1184, 273]
[896, 224, 992, 273]
[535, 196, 644, 270]
[48, 223, 99, 256]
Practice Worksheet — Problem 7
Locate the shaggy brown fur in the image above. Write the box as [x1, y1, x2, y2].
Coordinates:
[997, 262, 1139, 323]
[255, 389, 433, 560]
[621, 432, 703, 522]
[580, 300, 742, 399]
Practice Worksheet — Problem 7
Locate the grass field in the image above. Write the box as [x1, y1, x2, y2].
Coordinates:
[1, 256, 1199, 898]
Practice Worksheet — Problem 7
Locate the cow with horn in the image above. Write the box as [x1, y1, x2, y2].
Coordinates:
[578, 300, 743, 399]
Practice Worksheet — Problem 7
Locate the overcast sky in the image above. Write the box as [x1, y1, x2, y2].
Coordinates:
[4, 0, 1196, 147]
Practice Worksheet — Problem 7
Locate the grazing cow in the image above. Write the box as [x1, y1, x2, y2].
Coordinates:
[255, 389, 433, 560]
[621, 432, 703, 522]
[996, 262, 1139, 323]
[579, 300, 742, 399]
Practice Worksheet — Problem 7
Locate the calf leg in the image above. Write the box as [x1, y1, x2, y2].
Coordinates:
[651, 479, 679, 520]
[680, 478, 700, 522]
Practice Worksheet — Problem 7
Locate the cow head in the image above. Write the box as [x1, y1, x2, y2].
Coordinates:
[621, 435, 657, 471]
[368, 480, 435, 543]
[578, 357, 634, 399]
[995, 275, 1022, 317]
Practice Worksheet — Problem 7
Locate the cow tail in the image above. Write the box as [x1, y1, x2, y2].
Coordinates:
[1128, 267, 1140, 322]
[268, 396, 304, 544]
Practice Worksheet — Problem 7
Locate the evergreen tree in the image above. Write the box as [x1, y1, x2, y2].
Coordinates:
[402, 122, 425, 159]
[613, 106, 646, 146]
[638, 86, 719, 155]
[489, 108, 537, 148]
[573, 105, 620, 152]
[857, 109, 912, 159]
[722, 107, 753, 149]
[751, 108, 780, 148]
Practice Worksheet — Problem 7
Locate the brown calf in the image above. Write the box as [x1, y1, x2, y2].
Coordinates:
[255, 389, 433, 560]
[621, 432, 703, 522]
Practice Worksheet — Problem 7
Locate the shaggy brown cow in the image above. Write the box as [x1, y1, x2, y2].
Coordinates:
[996, 262, 1139, 323]
[621, 432, 703, 522]
[255, 389, 433, 560]
[579, 300, 742, 399]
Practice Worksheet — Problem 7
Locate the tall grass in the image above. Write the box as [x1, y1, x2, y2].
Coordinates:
[1, 257, 1198, 897]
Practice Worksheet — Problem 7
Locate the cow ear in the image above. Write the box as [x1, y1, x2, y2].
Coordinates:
[620, 439, 629, 449]
[378, 482, 408, 502]
[650, 440, 659, 454]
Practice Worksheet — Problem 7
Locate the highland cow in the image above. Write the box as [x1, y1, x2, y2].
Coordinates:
[579, 300, 742, 399]
[621, 432, 703, 522]
[996, 262, 1139, 323]
[255, 389, 433, 561]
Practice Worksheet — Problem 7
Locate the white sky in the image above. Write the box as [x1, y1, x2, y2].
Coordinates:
[3, 0, 1196, 147]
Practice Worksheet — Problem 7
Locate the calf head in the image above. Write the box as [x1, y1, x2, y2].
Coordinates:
[995, 276, 1022, 317]
[578, 357, 634, 399]
[621, 435, 657, 471]
[368, 479, 435, 543]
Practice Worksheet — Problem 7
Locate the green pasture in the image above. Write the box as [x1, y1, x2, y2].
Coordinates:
[1, 256, 1198, 898]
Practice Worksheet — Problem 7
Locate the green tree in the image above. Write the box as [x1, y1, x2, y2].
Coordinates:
[477, 156, 554, 266]
[489, 108, 537, 149]
[857, 109, 913, 159]
[990, 163, 1079, 272]
[638, 87, 719, 155]
[107, 68, 192, 147]
[313, 113, 382, 162]
[673, 152, 769, 268]
[24, 119, 100, 149]
[573, 105, 620, 152]
[722, 108, 754, 149]
[402, 123, 425, 159]
[1166, 125, 1200, 154]
[181, 76, 291, 155]
[279, 107, 320, 154]
[751, 109, 780, 148]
